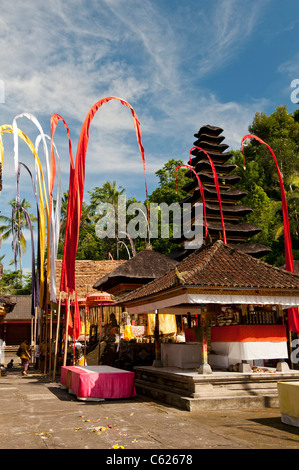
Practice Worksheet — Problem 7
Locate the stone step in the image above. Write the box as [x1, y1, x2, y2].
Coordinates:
[186, 394, 279, 412]
[134, 365, 299, 411]
[135, 380, 279, 411]
[135, 375, 279, 399]
[135, 368, 297, 396]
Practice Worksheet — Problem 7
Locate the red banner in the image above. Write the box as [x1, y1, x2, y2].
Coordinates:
[60, 97, 148, 293]
[241, 134, 299, 333]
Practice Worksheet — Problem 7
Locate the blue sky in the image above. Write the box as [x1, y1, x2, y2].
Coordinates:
[0, 0, 298, 273]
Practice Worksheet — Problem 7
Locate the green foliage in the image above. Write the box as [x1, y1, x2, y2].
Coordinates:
[148, 159, 189, 254]
[0, 199, 37, 255]
[0, 198, 37, 278]
[243, 105, 299, 195]
[0, 270, 32, 294]
[231, 106, 299, 264]
[149, 158, 189, 205]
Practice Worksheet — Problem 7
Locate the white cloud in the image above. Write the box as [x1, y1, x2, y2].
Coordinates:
[278, 52, 299, 78]
[0, 0, 290, 271]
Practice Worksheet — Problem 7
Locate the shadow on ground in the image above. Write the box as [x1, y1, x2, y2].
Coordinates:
[250, 417, 299, 436]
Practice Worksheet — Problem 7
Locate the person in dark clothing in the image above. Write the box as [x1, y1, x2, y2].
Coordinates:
[7, 359, 14, 369]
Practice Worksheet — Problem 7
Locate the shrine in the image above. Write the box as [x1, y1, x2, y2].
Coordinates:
[172, 124, 271, 260]
[115, 239, 299, 410]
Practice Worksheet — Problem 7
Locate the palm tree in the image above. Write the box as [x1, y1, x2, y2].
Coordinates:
[89, 182, 126, 255]
[0, 254, 5, 277]
[89, 181, 125, 217]
[0, 199, 37, 280]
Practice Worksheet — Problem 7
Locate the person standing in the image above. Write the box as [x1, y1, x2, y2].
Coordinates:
[19, 339, 31, 376]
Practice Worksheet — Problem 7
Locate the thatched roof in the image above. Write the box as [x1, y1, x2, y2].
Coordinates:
[180, 187, 248, 205]
[194, 125, 223, 137]
[190, 150, 233, 166]
[182, 172, 241, 192]
[194, 134, 225, 145]
[187, 160, 237, 176]
[93, 249, 178, 294]
[55, 259, 125, 300]
[228, 242, 271, 257]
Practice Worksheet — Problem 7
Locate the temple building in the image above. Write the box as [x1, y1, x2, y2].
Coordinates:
[173, 125, 271, 260]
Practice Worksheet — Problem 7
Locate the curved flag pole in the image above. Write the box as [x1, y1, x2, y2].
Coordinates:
[0, 125, 49, 307]
[17, 162, 41, 306]
[36, 133, 62, 303]
[50, 114, 75, 228]
[61, 96, 148, 294]
[189, 146, 227, 244]
[49, 114, 76, 369]
[175, 164, 208, 239]
[241, 134, 298, 333]
[117, 240, 132, 259]
[119, 231, 137, 257]
[241, 134, 294, 272]
[12, 113, 50, 189]
[13, 113, 51, 298]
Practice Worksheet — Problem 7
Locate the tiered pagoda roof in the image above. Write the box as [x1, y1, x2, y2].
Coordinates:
[173, 124, 271, 259]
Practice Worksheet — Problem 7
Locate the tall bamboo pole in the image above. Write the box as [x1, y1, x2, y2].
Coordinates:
[33, 306, 38, 366]
[84, 303, 87, 364]
[34, 307, 37, 345]
[49, 302, 53, 376]
[44, 306, 48, 374]
[53, 293, 61, 381]
[31, 317, 33, 346]
[289, 329, 294, 369]
[63, 290, 70, 366]
[72, 298, 75, 366]
[153, 310, 162, 367]
[30, 317, 33, 367]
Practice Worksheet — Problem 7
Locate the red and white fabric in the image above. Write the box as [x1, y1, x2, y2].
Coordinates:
[211, 325, 288, 361]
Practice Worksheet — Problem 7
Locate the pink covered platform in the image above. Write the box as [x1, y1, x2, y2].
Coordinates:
[60, 365, 136, 401]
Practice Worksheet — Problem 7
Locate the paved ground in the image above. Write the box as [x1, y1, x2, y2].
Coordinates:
[0, 366, 299, 452]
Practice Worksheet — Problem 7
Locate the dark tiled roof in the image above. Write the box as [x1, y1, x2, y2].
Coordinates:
[118, 241, 299, 304]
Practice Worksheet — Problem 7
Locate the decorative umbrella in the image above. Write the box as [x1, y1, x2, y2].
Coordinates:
[76, 297, 87, 307]
[86, 292, 115, 346]
[86, 291, 114, 307]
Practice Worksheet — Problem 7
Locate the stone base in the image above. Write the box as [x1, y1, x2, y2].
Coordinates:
[238, 362, 252, 373]
[197, 363, 213, 374]
[134, 365, 299, 411]
[152, 359, 163, 368]
[276, 361, 290, 372]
